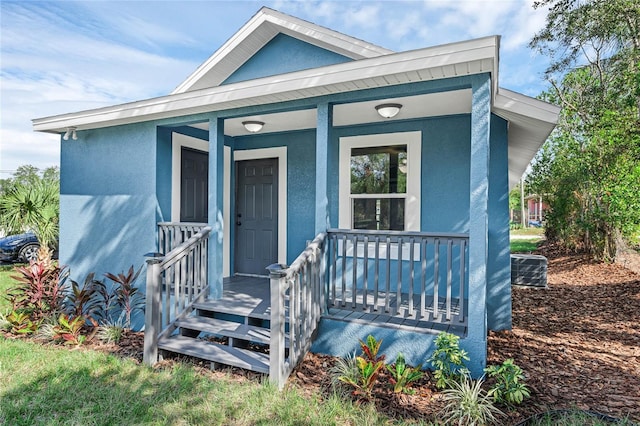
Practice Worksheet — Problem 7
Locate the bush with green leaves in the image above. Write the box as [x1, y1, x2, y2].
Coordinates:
[386, 353, 424, 394]
[428, 332, 470, 389]
[333, 335, 386, 399]
[440, 373, 504, 426]
[484, 358, 530, 406]
[52, 313, 86, 346]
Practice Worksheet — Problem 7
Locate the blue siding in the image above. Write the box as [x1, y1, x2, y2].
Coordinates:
[59, 123, 160, 329]
[222, 33, 352, 85]
[487, 114, 511, 330]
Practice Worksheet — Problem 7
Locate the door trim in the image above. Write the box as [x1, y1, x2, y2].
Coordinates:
[171, 133, 232, 276]
[234, 147, 287, 266]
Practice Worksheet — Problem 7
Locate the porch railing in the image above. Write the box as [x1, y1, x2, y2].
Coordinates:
[269, 232, 326, 389]
[326, 229, 468, 325]
[157, 222, 208, 255]
[143, 225, 212, 365]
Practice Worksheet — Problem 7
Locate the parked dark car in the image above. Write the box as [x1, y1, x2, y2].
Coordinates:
[0, 232, 40, 263]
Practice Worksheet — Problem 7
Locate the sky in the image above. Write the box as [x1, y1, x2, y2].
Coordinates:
[0, 0, 552, 177]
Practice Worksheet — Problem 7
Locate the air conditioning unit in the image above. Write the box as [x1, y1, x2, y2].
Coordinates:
[511, 254, 547, 288]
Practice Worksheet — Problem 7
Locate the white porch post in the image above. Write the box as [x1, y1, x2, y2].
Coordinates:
[466, 74, 491, 376]
[315, 102, 333, 235]
[208, 114, 225, 299]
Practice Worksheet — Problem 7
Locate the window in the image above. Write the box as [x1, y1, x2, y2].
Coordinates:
[339, 132, 421, 231]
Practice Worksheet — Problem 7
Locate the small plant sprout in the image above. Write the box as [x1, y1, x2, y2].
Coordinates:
[52, 314, 86, 346]
[386, 353, 424, 394]
[359, 334, 385, 363]
[484, 358, 531, 406]
[440, 373, 504, 426]
[428, 332, 470, 389]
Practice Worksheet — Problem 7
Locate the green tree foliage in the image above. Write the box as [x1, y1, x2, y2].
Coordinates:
[527, 0, 640, 260]
[0, 166, 60, 247]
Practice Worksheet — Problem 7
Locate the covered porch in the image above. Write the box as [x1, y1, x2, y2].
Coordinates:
[144, 223, 468, 388]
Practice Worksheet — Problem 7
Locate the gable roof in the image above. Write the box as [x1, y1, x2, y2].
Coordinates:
[32, 8, 559, 187]
[172, 7, 393, 94]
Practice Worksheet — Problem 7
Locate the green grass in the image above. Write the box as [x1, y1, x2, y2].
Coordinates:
[510, 239, 542, 253]
[0, 338, 426, 425]
[0, 267, 17, 313]
[524, 409, 634, 425]
[510, 227, 545, 237]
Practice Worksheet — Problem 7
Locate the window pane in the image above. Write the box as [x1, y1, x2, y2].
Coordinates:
[353, 198, 405, 230]
[350, 145, 407, 194]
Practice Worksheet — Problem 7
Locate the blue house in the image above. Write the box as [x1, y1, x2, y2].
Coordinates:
[33, 8, 559, 387]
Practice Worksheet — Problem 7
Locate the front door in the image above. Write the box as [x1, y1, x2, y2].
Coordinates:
[180, 147, 208, 223]
[235, 158, 278, 275]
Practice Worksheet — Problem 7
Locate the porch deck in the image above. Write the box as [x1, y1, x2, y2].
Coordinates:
[215, 275, 466, 336]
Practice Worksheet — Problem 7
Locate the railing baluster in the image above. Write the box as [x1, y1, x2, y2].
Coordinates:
[331, 234, 337, 307]
[420, 237, 427, 319]
[385, 235, 391, 313]
[446, 239, 453, 321]
[408, 237, 415, 317]
[459, 239, 466, 323]
[362, 235, 369, 311]
[396, 236, 403, 316]
[433, 238, 440, 320]
[341, 234, 347, 307]
[351, 235, 357, 309]
[373, 236, 380, 311]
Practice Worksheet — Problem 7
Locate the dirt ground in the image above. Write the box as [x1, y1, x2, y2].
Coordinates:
[9, 244, 639, 424]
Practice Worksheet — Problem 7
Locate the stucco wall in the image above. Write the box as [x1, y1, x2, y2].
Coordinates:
[222, 33, 352, 85]
[59, 122, 160, 311]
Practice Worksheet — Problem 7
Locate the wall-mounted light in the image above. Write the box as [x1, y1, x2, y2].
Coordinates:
[375, 103, 403, 119]
[63, 127, 78, 140]
[242, 120, 264, 133]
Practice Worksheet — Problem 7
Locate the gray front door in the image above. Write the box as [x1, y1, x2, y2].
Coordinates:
[180, 147, 208, 223]
[235, 158, 278, 275]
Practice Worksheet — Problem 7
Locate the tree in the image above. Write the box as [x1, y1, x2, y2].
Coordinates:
[527, 0, 640, 260]
[0, 166, 60, 247]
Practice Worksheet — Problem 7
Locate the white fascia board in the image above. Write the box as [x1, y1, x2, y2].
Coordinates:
[171, 7, 393, 94]
[494, 88, 561, 124]
[33, 37, 500, 133]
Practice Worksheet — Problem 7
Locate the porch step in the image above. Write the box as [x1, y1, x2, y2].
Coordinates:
[193, 300, 288, 321]
[158, 335, 269, 374]
[176, 316, 289, 346]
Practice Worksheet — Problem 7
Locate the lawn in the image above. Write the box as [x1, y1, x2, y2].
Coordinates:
[0, 266, 17, 313]
[510, 239, 542, 253]
[0, 337, 407, 426]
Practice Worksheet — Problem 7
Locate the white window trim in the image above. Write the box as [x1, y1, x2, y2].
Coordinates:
[171, 133, 232, 277]
[234, 147, 288, 267]
[339, 131, 421, 231]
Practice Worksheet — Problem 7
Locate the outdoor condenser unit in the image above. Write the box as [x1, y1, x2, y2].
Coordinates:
[511, 254, 548, 288]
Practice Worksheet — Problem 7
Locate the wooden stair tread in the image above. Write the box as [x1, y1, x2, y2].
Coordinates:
[177, 316, 286, 345]
[193, 300, 289, 320]
[158, 335, 269, 374]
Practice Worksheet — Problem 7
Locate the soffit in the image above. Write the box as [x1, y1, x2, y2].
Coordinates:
[32, 36, 499, 134]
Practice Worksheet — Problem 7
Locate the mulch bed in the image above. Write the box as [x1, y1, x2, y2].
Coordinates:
[6, 244, 639, 424]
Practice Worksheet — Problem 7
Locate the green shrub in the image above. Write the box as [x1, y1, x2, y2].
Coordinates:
[484, 358, 530, 406]
[440, 374, 503, 426]
[386, 353, 424, 394]
[428, 332, 470, 389]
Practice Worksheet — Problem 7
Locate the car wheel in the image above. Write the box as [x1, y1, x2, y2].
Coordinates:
[19, 243, 40, 263]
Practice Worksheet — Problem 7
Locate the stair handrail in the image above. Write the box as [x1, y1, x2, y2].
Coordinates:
[144, 226, 212, 366]
[269, 232, 326, 389]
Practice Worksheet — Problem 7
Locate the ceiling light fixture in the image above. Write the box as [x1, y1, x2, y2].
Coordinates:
[63, 127, 78, 140]
[375, 103, 402, 119]
[242, 120, 264, 133]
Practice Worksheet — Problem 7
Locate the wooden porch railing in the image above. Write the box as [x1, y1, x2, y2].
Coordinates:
[157, 222, 208, 255]
[268, 232, 326, 389]
[326, 229, 468, 325]
[143, 225, 212, 365]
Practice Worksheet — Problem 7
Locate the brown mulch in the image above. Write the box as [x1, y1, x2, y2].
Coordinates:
[6, 244, 639, 424]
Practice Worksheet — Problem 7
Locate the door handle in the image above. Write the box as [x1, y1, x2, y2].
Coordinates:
[236, 221, 242, 226]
